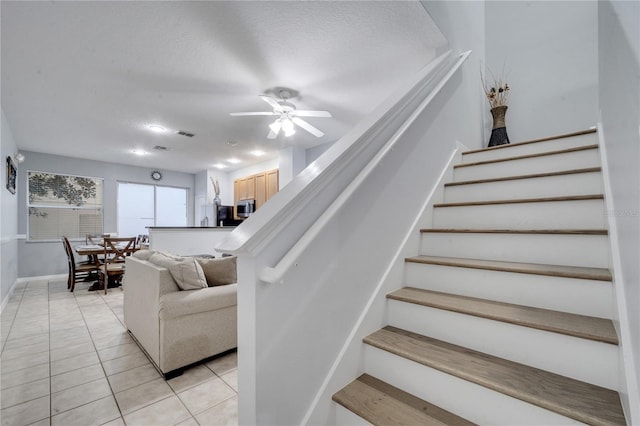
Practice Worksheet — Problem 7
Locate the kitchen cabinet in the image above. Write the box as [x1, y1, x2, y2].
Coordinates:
[266, 169, 279, 200]
[234, 169, 279, 218]
[255, 172, 267, 209]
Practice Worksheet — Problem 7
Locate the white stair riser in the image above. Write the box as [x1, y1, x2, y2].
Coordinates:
[432, 199, 606, 230]
[454, 149, 600, 182]
[387, 301, 619, 390]
[420, 233, 609, 268]
[461, 133, 597, 163]
[444, 172, 603, 203]
[405, 262, 613, 319]
[364, 346, 587, 425]
[335, 404, 373, 426]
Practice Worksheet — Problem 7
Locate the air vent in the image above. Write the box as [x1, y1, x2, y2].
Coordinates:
[153, 145, 170, 151]
[176, 130, 195, 137]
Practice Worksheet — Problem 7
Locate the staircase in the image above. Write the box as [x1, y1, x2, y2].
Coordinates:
[332, 129, 627, 425]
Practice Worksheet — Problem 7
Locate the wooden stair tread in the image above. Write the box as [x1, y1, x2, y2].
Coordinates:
[406, 255, 612, 282]
[445, 167, 602, 187]
[420, 228, 608, 235]
[462, 129, 597, 155]
[388, 287, 617, 344]
[433, 194, 603, 208]
[364, 326, 625, 426]
[455, 144, 598, 168]
[333, 374, 477, 426]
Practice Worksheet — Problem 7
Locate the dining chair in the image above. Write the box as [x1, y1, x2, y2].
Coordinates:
[86, 233, 109, 264]
[136, 234, 149, 249]
[98, 236, 137, 294]
[86, 233, 108, 244]
[62, 236, 100, 292]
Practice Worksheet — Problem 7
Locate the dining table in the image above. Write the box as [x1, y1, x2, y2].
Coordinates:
[74, 244, 109, 267]
[74, 242, 139, 264]
[73, 241, 139, 290]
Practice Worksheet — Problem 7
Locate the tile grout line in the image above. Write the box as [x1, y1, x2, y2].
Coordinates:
[48, 279, 53, 426]
[0, 283, 27, 355]
[74, 289, 126, 425]
[4, 278, 237, 425]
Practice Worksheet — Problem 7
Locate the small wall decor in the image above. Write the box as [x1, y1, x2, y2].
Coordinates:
[6, 156, 17, 194]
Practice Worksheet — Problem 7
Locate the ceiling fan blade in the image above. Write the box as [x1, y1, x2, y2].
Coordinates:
[259, 95, 282, 111]
[292, 110, 332, 118]
[267, 128, 279, 139]
[229, 112, 276, 116]
[292, 117, 324, 137]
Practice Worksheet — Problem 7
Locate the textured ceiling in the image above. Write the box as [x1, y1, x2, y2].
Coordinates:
[1, 1, 446, 174]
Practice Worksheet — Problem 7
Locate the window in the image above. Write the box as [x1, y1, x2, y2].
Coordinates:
[117, 182, 187, 236]
[28, 171, 103, 241]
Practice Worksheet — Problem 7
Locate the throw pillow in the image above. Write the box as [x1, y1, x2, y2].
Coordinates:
[132, 249, 155, 261]
[149, 252, 207, 290]
[196, 256, 237, 287]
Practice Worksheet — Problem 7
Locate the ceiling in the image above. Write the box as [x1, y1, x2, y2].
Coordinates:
[1, 1, 446, 174]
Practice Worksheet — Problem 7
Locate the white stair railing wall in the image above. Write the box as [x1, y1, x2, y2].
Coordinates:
[217, 50, 477, 425]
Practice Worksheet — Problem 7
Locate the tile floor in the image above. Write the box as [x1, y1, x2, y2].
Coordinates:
[0, 277, 238, 426]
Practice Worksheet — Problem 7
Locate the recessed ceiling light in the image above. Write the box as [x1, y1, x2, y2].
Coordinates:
[227, 158, 241, 164]
[132, 149, 147, 156]
[148, 124, 166, 133]
[213, 163, 227, 169]
[250, 150, 266, 157]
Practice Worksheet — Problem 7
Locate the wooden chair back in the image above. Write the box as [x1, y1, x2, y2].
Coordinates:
[86, 233, 108, 245]
[62, 236, 99, 291]
[103, 237, 137, 264]
[136, 234, 149, 248]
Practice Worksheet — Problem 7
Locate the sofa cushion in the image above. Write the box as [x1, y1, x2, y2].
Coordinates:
[158, 283, 237, 320]
[149, 252, 207, 290]
[196, 256, 237, 287]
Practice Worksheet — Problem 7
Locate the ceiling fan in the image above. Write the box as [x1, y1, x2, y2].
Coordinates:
[230, 90, 332, 139]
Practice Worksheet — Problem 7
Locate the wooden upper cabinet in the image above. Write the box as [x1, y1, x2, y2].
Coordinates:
[234, 169, 279, 216]
[266, 169, 279, 200]
[255, 172, 267, 209]
[245, 175, 255, 200]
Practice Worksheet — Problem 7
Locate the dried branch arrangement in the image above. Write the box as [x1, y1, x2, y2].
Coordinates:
[481, 66, 510, 108]
[210, 177, 220, 197]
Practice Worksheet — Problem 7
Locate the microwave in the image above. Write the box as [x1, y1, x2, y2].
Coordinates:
[236, 199, 255, 218]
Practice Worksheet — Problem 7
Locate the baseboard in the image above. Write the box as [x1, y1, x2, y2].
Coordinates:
[16, 273, 67, 283]
[596, 120, 640, 424]
[0, 279, 19, 314]
[1, 274, 69, 314]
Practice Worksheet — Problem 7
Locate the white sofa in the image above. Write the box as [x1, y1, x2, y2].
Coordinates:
[123, 255, 237, 378]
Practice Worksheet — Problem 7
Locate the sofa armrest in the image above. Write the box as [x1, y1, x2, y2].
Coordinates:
[123, 257, 179, 365]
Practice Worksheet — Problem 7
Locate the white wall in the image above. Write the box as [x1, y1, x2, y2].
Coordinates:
[16, 151, 195, 278]
[422, 0, 486, 151]
[1, 109, 19, 311]
[485, 1, 598, 143]
[305, 141, 334, 166]
[598, 0, 640, 422]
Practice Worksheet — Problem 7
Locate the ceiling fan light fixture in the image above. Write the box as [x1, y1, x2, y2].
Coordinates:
[269, 120, 282, 134]
[281, 118, 295, 136]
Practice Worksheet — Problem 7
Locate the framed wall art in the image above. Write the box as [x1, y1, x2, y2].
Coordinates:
[6, 156, 17, 194]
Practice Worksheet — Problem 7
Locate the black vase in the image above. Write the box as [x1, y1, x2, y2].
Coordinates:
[488, 105, 510, 147]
